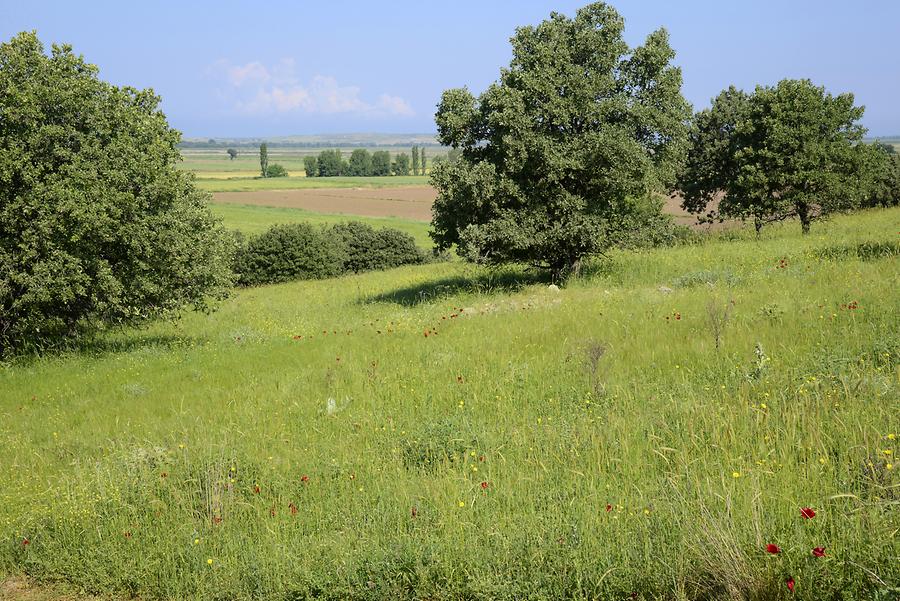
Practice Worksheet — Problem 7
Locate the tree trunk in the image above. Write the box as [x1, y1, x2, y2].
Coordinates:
[797, 202, 811, 235]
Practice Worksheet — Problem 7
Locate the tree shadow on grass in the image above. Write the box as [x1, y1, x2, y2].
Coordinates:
[2, 333, 199, 367]
[363, 267, 551, 307]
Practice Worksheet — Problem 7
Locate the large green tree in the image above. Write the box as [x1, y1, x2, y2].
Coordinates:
[393, 152, 410, 176]
[411, 145, 420, 175]
[347, 148, 373, 176]
[679, 79, 869, 234]
[430, 2, 690, 279]
[316, 149, 345, 177]
[0, 32, 234, 354]
[259, 143, 268, 177]
[860, 142, 900, 208]
[371, 150, 392, 176]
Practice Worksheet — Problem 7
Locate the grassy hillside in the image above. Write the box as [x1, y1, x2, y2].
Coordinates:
[1, 209, 897, 600]
[212, 204, 433, 247]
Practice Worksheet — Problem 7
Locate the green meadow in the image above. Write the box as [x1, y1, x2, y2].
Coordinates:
[1, 208, 897, 600]
[211, 204, 432, 246]
[195, 175, 430, 193]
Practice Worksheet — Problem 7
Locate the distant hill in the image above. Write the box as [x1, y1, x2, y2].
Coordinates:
[180, 133, 441, 149]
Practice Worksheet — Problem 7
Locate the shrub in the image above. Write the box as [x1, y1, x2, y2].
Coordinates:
[329, 222, 425, 273]
[234, 224, 346, 286]
[613, 196, 695, 249]
[265, 164, 288, 178]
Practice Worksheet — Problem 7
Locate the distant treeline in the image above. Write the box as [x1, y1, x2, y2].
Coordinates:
[304, 146, 442, 177]
[179, 140, 444, 149]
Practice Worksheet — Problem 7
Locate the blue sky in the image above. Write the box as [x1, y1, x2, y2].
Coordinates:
[2, 1, 898, 137]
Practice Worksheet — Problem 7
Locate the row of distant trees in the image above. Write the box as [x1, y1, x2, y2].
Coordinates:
[230, 145, 451, 178]
[305, 146, 427, 177]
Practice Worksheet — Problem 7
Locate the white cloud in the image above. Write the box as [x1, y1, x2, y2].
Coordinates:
[226, 61, 270, 87]
[211, 60, 414, 118]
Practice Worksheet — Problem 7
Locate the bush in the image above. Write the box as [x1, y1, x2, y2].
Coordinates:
[233, 224, 346, 286]
[265, 164, 288, 178]
[0, 33, 233, 355]
[233, 222, 426, 286]
[612, 196, 693, 249]
[329, 222, 425, 273]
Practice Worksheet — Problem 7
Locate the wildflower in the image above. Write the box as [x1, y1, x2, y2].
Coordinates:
[124, 531, 132, 539]
[812, 547, 826, 558]
[606, 504, 613, 512]
[887, 463, 893, 470]
[21, 538, 29, 547]
[212, 516, 222, 525]
[253, 484, 260, 494]
[883, 450, 893, 456]
[194, 538, 200, 545]
[888, 433, 896, 441]
[207, 558, 213, 566]
[732, 471, 741, 478]
[785, 577, 795, 593]
[458, 501, 465, 508]
[300, 475, 309, 483]
[800, 507, 816, 519]
[766, 544, 781, 554]
[411, 506, 418, 518]
[480, 481, 489, 490]
[289, 503, 298, 515]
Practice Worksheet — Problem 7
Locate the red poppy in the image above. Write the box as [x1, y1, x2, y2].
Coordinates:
[812, 547, 826, 558]
[124, 531, 132, 539]
[269, 505, 276, 517]
[605, 504, 613, 512]
[785, 577, 795, 593]
[300, 475, 309, 483]
[21, 538, 29, 547]
[766, 544, 780, 554]
[292, 335, 301, 340]
[212, 516, 222, 525]
[160, 471, 168, 478]
[479, 455, 485, 462]
[800, 507, 816, 519]
[289, 503, 298, 515]
[480, 481, 489, 490]
[411, 506, 418, 518]
[253, 484, 260, 494]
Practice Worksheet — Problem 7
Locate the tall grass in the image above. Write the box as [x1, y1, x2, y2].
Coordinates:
[0, 209, 897, 600]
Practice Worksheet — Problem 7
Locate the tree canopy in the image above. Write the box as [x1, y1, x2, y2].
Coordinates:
[679, 79, 870, 233]
[0, 32, 233, 354]
[429, 2, 690, 279]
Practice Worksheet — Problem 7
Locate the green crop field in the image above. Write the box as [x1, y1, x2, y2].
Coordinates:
[1, 208, 897, 600]
[195, 175, 430, 193]
[212, 203, 433, 247]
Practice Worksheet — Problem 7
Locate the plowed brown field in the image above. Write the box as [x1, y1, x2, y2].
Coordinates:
[213, 187, 437, 221]
[212, 186, 723, 229]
